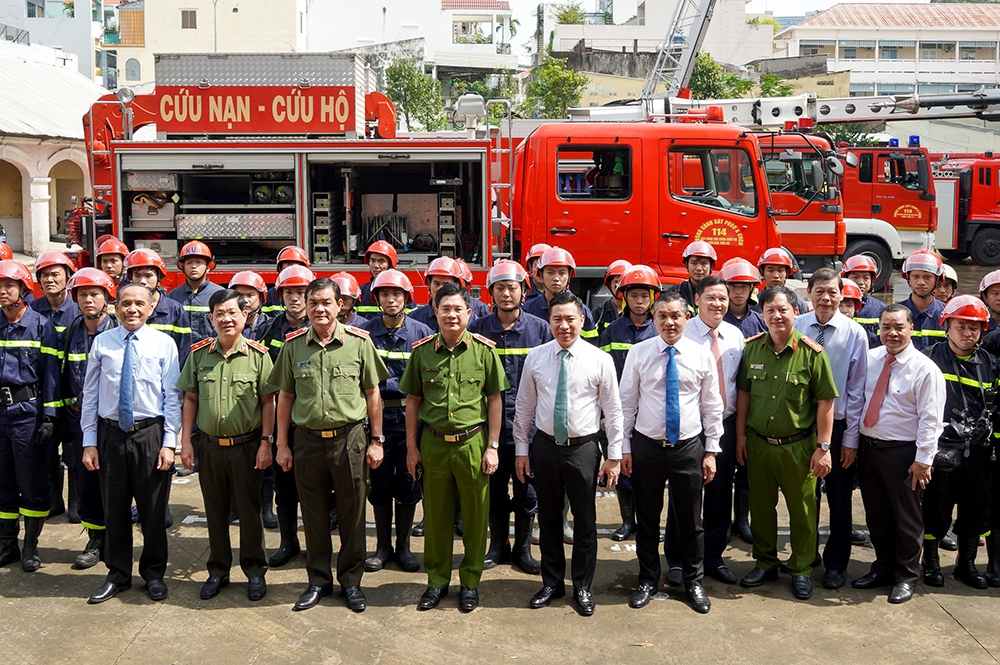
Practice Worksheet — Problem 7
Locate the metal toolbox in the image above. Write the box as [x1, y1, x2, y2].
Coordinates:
[124, 172, 178, 191]
[131, 201, 175, 220]
[176, 213, 295, 239]
[134, 238, 178, 259]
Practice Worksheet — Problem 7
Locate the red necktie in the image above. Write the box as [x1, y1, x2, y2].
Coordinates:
[863, 353, 896, 428]
[709, 328, 726, 410]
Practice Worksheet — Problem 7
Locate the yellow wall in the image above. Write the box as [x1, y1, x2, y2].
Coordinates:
[0, 161, 22, 218]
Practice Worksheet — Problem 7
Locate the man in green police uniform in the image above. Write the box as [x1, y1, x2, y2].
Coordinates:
[178, 289, 276, 602]
[736, 285, 838, 601]
[269, 277, 389, 613]
[402, 282, 508, 613]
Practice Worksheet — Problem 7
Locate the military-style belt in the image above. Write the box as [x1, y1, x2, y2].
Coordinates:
[301, 421, 362, 439]
[860, 435, 915, 449]
[635, 431, 701, 449]
[751, 426, 817, 446]
[425, 423, 485, 443]
[0, 384, 38, 406]
[383, 398, 405, 409]
[538, 431, 600, 447]
[103, 416, 163, 433]
[207, 428, 262, 447]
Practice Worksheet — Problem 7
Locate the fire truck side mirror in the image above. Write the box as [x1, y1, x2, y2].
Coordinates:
[810, 162, 825, 191]
[845, 152, 860, 169]
[826, 156, 844, 177]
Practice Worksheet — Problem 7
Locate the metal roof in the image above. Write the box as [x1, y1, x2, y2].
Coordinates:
[788, 3, 1000, 30]
[0, 54, 107, 140]
[441, 0, 511, 11]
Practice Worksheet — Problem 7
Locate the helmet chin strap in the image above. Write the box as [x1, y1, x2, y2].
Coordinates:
[1, 296, 24, 311]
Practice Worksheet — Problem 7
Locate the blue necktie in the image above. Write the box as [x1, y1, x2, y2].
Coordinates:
[664, 346, 680, 444]
[554, 349, 569, 444]
[119, 332, 135, 430]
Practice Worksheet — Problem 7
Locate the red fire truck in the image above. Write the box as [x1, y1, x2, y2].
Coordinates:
[929, 151, 1000, 266]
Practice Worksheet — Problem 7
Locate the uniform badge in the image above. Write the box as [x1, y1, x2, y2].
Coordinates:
[424, 366, 441, 373]
[749, 364, 765, 370]
[297, 360, 312, 367]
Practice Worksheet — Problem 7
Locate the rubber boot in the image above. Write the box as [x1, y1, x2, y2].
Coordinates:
[268, 506, 301, 567]
[164, 480, 174, 529]
[512, 512, 541, 575]
[364, 504, 395, 572]
[611, 486, 636, 542]
[955, 535, 988, 589]
[20, 516, 44, 572]
[922, 538, 944, 587]
[74, 529, 104, 570]
[67, 471, 81, 524]
[394, 502, 421, 573]
[261, 480, 277, 530]
[733, 487, 753, 545]
[984, 532, 1000, 588]
[562, 498, 574, 544]
[0, 519, 19, 567]
[49, 465, 65, 517]
[483, 512, 511, 570]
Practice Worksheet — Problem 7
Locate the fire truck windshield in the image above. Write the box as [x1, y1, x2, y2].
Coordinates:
[669, 147, 758, 217]
[764, 157, 823, 200]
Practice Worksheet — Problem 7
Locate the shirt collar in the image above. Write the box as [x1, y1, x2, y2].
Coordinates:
[208, 336, 249, 356]
[555, 336, 583, 357]
[890, 342, 917, 365]
[761, 327, 803, 354]
[307, 322, 345, 346]
[434, 329, 471, 352]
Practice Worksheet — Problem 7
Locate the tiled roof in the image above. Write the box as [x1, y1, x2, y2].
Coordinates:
[791, 3, 1000, 29]
[441, 0, 511, 11]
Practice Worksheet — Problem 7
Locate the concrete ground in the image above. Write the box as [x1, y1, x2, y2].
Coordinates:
[2, 477, 999, 665]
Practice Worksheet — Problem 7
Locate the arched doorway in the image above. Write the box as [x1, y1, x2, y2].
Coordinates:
[0, 160, 23, 248]
[49, 160, 85, 237]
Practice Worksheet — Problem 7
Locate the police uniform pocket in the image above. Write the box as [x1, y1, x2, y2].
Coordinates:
[333, 362, 360, 397]
[294, 366, 318, 396]
[232, 373, 257, 400]
[458, 372, 484, 401]
[785, 371, 811, 404]
[747, 369, 768, 398]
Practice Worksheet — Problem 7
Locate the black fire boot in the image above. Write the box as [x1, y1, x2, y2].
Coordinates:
[955, 535, 988, 589]
[612, 486, 636, 542]
[922, 538, 944, 587]
[268, 506, 301, 567]
[733, 487, 753, 545]
[20, 516, 44, 572]
[67, 471, 81, 524]
[512, 512, 541, 575]
[364, 503, 395, 572]
[984, 531, 1000, 588]
[0, 519, 20, 567]
[260, 480, 278, 530]
[74, 529, 105, 569]
[49, 465, 65, 518]
[394, 502, 421, 573]
[484, 512, 511, 570]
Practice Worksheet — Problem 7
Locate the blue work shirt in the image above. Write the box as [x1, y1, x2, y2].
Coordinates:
[468, 309, 553, 445]
[599, 314, 656, 380]
[593, 297, 621, 338]
[260, 313, 308, 363]
[408, 301, 486, 333]
[900, 296, 945, 352]
[854, 295, 885, 341]
[242, 312, 272, 342]
[29, 294, 80, 336]
[724, 308, 768, 338]
[361, 314, 433, 406]
[166, 280, 223, 342]
[0, 307, 60, 422]
[522, 291, 599, 345]
[262, 286, 284, 316]
[341, 311, 368, 328]
[148, 292, 192, 368]
[355, 280, 379, 320]
[60, 314, 118, 418]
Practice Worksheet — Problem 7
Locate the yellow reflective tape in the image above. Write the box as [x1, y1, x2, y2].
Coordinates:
[355, 305, 380, 313]
[149, 323, 192, 335]
[182, 305, 211, 312]
[911, 329, 946, 337]
[41, 346, 61, 357]
[375, 350, 411, 360]
[495, 348, 531, 356]
[261, 304, 285, 313]
[67, 353, 88, 362]
[20, 507, 48, 518]
[854, 317, 879, 324]
[270, 339, 284, 349]
[923, 533, 937, 540]
[0, 340, 40, 348]
[80, 521, 105, 530]
[44, 400, 65, 409]
[940, 373, 993, 389]
[580, 328, 599, 338]
[54, 325, 67, 333]
[0, 511, 18, 520]
[602, 342, 633, 352]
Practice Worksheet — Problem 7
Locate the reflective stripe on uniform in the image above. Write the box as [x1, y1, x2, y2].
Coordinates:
[20, 507, 48, 518]
[261, 304, 285, 313]
[855, 317, 879, 325]
[54, 325, 67, 333]
[581, 328, 599, 339]
[355, 305, 380, 313]
[66, 353, 88, 362]
[0, 511, 18, 520]
[375, 349, 411, 360]
[941, 373, 994, 390]
[44, 399, 65, 409]
[149, 323, 193, 335]
[269, 339, 284, 349]
[910, 329, 946, 338]
[182, 305, 211, 313]
[600, 342, 633, 352]
[0, 339, 62, 358]
[495, 347, 531, 356]
[80, 521, 105, 530]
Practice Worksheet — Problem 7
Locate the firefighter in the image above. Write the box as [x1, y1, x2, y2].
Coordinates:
[410, 256, 466, 332]
[356, 240, 398, 320]
[30, 252, 80, 520]
[841, 279, 881, 349]
[0, 260, 59, 573]
[229, 271, 271, 341]
[899, 249, 946, 352]
[168, 241, 223, 342]
[360, 269, 432, 574]
[600, 265, 662, 543]
[454, 258, 491, 319]
[757, 248, 810, 314]
[719, 258, 767, 339]
[262, 245, 310, 316]
[922, 296, 999, 590]
[0, 242, 12, 261]
[523, 243, 551, 304]
[259, 264, 315, 567]
[522, 247, 599, 344]
[981, 270, 1000, 332]
[593, 259, 632, 337]
[60, 268, 118, 569]
[332, 272, 368, 327]
[468, 260, 551, 575]
[935, 264, 959, 304]
[668, 241, 717, 312]
[96, 238, 129, 287]
[842, 255, 884, 341]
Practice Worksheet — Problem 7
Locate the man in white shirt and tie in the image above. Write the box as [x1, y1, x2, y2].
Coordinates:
[620, 292, 724, 613]
[514, 292, 623, 617]
[852, 303, 945, 604]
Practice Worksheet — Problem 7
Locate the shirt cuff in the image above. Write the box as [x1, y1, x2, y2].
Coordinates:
[83, 431, 97, 448]
[704, 437, 722, 454]
[841, 431, 859, 449]
[606, 441, 622, 461]
[915, 447, 936, 467]
[162, 432, 177, 449]
[621, 437, 631, 455]
[515, 442, 529, 457]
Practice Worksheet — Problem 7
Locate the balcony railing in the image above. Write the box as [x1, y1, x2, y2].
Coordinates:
[0, 22, 29, 44]
[103, 31, 120, 44]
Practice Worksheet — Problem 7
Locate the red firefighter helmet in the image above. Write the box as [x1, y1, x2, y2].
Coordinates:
[177, 241, 215, 269]
[275, 265, 316, 294]
[719, 258, 761, 283]
[331, 272, 362, 301]
[0, 242, 12, 261]
[96, 238, 129, 261]
[34, 251, 76, 279]
[616, 265, 662, 296]
[0, 260, 34, 295]
[979, 269, 1000, 297]
[841, 255, 878, 278]
[95, 234, 116, 250]
[68, 267, 116, 303]
[901, 249, 944, 281]
[682, 240, 718, 264]
[537, 247, 577, 277]
[126, 248, 167, 279]
[454, 258, 474, 287]
[840, 278, 863, 311]
[370, 269, 414, 304]
[940, 294, 990, 331]
[276, 245, 310, 268]
[424, 256, 462, 283]
[757, 247, 797, 273]
[524, 243, 551, 266]
[604, 260, 633, 288]
[364, 240, 398, 269]
[487, 259, 530, 289]
[228, 271, 267, 296]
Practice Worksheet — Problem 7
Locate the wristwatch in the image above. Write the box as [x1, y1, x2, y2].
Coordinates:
[261, 435, 275, 444]
[488, 440, 500, 449]
[370, 435, 386, 444]
[817, 441, 831, 452]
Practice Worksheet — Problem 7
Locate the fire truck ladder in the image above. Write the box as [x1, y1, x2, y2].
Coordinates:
[640, 0, 718, 101]
[486, 99, 514, 262]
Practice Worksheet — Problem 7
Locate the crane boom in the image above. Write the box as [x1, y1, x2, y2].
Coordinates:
[640, 0, 718, 100]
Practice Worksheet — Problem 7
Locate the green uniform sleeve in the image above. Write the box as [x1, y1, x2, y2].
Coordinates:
[176, 348, 199, 393]
[482, 346, 510, 396]
[736, 354, 752, 393]
[399, 346, 423, 396]
[267, 342, 295, 394]
[811, 349, 839, 401]
[257, 351, 277, 396]
[360, 337, 390, 390]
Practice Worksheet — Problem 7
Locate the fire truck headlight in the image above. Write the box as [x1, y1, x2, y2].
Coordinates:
[454, 93, 487, 128]
[115, 87, 136, 104]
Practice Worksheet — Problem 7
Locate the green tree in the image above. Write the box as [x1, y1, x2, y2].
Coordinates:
[385, 59, 445, 131]
[451, 71, 520, 124]
[822, 122, 882, 147]
[746, 15, 782, 34]
[553, 1, 586, 24]
[63, 1, 74, 18]
[688, 51, 727, 99]
[759, 74, 794, 97]
[524, 57, 590, 118]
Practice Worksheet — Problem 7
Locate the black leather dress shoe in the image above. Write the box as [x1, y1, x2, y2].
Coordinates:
[146, 579, 168, 601]
[686, 582, 711, 614]
[888, 582, 915, 604]
[88, 580, 131, 604]
[247, 577, 266, 601]
[791, 575, 813, 600]
[458, 587, 479, 612]
[822, 569, 845, 589]
[851, 571, 893, 589]
[851, 529, 867, 546]
[529, 585, 565, 608]
[573, 588, 595, 616]
[629, 583, 656, 609]
[200, 576, 229, 600]
[341, 585, 367, 612]
[706, 565, 738, 585]
[292, 584, 333, 611]
[740, 567, 778, 588]
[417, 586, 448, 611]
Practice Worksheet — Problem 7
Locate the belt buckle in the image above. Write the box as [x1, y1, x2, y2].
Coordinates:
[218, 437, 234, 446]
[444, 433, 460, 443]
[321, 430, 334, 439]
[0, 387, 12, 406]
[658, 439, 674, 448]
[766, 436, 781, 445]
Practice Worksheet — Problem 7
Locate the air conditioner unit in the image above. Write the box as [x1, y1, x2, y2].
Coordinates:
[945, 44, 955, 52]
[864, 47, 873, 51]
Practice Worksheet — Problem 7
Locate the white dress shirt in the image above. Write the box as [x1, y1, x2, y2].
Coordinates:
[81, 324, 183, 449]
[684, 315, 744, 418]
[619, 334, 725, 454]
[859, 342, 945, 466]
[514, 337, 624, 459]
[795, 310, 869, 448]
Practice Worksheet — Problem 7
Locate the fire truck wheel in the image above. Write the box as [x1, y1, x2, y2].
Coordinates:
[843, 239, 893, 292]
[970, 228, 1000, 267]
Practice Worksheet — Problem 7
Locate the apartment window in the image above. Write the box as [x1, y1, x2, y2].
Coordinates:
[960, 48, 977, 60]
[842, 48, 856, 59]
[801, 47, 819, 56]
[26, 1, 43, 18]
[880, 48, 897, 60]
[125, 58, 140, 81]
[181, 10, 197, 29]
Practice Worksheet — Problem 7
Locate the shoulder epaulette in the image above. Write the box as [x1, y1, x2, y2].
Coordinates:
[800, 335, 824, 353]
[344, 325, 370, 338]
[471, 332, 496, 348]
[412, 334, 435, 348]
[247, 339, 269, 353]
[285, 327, 309, 341]
[190, 338, 213, 352]
[744, 332, 766, 344]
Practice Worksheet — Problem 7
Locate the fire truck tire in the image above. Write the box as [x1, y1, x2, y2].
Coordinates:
[843, 239, 892, 291]
[970, 228, 1000, 267]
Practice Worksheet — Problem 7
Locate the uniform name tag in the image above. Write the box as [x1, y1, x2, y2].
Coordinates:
[198, 365, 215, 372]
[424, 367, 441, 373]
[749, 364, 765, 370]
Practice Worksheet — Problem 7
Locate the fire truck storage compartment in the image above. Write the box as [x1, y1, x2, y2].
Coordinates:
[307, 151, 486, 267]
